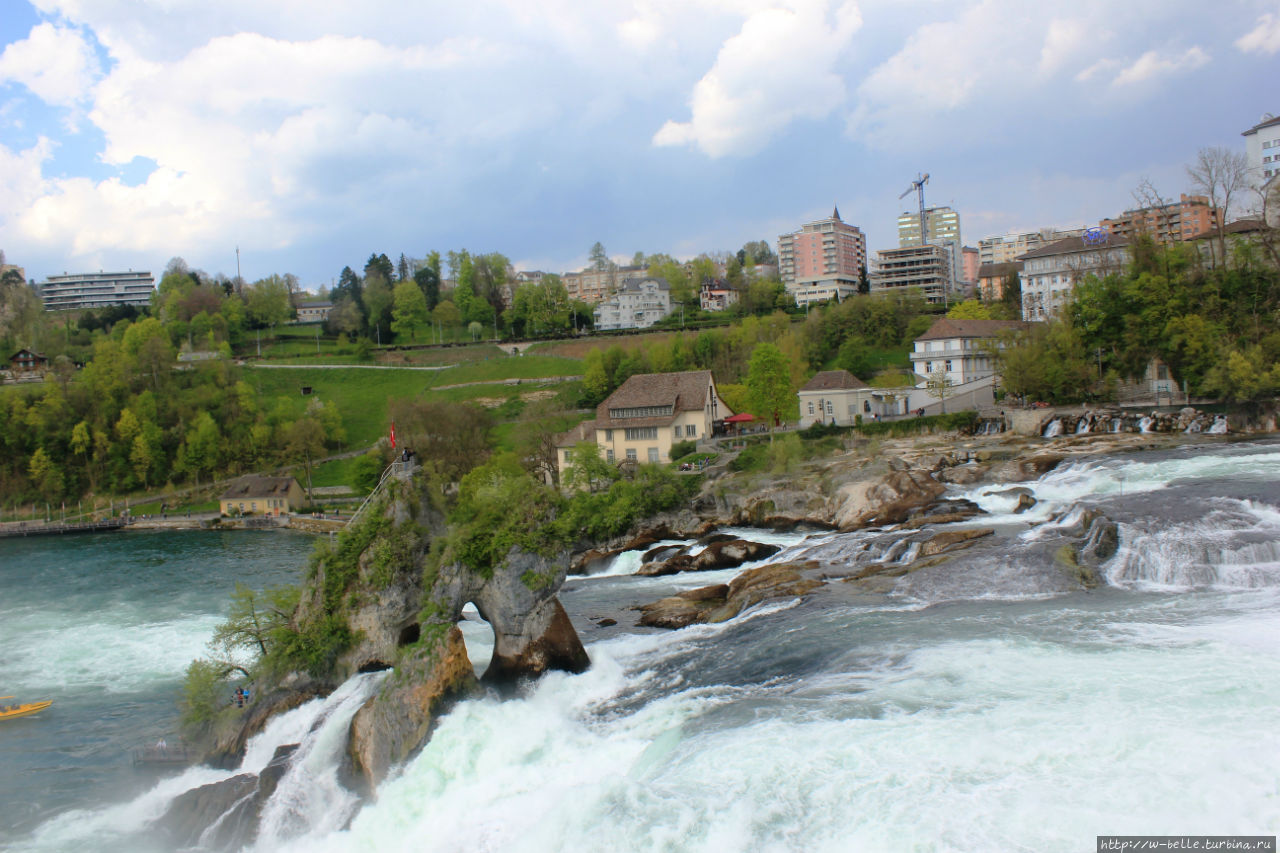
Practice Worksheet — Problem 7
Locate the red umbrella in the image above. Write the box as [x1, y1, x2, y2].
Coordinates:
[724, 413, 755, 423]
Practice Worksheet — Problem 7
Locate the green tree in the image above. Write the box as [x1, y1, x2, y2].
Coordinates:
[947, 299, 991, 319]
[926, 367, 954, 413]
[745, 342, 795, 428]
[245, 274, 295, 331]
[182, 410, 222, 489]
[286, 416, 326, 504]
[391, 279, 430, 341]
[29, 447, 64, 503]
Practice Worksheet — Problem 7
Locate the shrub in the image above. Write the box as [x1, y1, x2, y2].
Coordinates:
[670, 439, 697, 460]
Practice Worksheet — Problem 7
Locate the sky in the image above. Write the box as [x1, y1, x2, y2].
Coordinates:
[0, 0, 1278, 290]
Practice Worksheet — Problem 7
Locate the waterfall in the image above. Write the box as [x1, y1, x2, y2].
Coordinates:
[1138, 417, 1153, 433]
[1185, 421, 1202, 434]
[1110, 418, 1123, 433]
[250, 671, 388, 850]
[1208, 416, 1228, 435]
[1074, 418, 1090, 435]
[1042, 419, 1063, 438]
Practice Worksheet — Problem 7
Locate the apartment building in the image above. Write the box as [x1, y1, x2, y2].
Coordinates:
[898, 205, 961, 287]
[978, 227, 1086, 265]
[778, 207, 867, 307]
[1243, 112, 1280, 184]
[593, 277, 672, 330]
[38, 270, 155, 311]
[1100, 195, 1221, 243]
[908, 318, 1024, 386]
[1018, 234, 1130, 321]
[563, 265, 644, 304]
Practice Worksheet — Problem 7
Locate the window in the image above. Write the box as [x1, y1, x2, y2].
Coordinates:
[625, 427, 658, 440]
[826, 401, 834, 415]
[673, 427, 682, 441]
[564, 450, 572, 463]
[648, 447, 659, 462]
[626, 448, 637, 461]
[604, 429, 613, 441]
[945, 360, 952, 372]
[686, 424, 696, 437]
[808, 402, 814, 414]
[606, 449, 614, 462]
[864, 400, 871, 413]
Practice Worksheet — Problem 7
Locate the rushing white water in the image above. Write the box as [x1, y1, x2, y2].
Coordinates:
[1208, 416, 1229, 435]
[12, 443, 1280, 852]
[1074, 417, 1090, 434]
[1041, 418, 1062, 438]
[1139, 416, 1153, 433]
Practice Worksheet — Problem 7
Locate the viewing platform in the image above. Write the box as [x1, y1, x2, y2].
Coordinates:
[0, 518, 128, 538]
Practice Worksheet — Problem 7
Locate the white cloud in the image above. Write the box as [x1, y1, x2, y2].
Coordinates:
[1111, 46, 1209, 86]
[0, 23, 100, 107]
[654, 0, 862, 157]
[1236, 12, 1280, 54]
[1039, 18, 1090, 74]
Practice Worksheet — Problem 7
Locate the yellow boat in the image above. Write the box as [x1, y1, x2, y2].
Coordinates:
[0, 698, 52, 720]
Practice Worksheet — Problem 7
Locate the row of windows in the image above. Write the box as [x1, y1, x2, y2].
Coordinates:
[609, 406, 673, 419]
[604, 447, 660, 462]
[625, 426, 658, 440]
[1264, 139, 1280, 149]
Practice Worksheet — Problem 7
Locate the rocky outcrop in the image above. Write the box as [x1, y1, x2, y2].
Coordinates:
[205, 681, 328, 769]
[636, 538, 783, 577]
[347, 626, 476, 792]
[637, 561, 822, 628]
[156, 744, 298, 850]
[833, 464, 947, 528]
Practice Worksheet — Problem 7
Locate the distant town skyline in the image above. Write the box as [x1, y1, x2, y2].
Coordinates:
[0, 0, 1277, 288]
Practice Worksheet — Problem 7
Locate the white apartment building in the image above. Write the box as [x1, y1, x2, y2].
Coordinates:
[593, 277, 672, 330]
[908, 318, 1023, 386]
[39, 270, 155, 311]
[1018, 235, 1130, 321]
[1243, 113, 1280, 185]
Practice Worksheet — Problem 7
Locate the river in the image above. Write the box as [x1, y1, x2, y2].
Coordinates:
[5, 440, 1280, 851]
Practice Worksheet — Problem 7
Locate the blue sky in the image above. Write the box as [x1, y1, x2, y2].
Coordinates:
[1, 0, 1278, 289]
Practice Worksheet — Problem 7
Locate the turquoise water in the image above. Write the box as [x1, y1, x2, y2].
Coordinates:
[0, 529, 317, 836]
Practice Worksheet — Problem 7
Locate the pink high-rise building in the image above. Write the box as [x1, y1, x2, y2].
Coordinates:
[778, 206, 867, 307]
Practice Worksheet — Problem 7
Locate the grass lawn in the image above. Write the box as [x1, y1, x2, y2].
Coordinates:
[422, 354, 583, 388]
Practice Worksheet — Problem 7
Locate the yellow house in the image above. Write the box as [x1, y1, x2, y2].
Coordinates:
[219, 476, 306, 517]
[558, 370, 733, 482]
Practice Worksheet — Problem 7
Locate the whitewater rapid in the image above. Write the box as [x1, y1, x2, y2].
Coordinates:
[10, 440, 1280, 852]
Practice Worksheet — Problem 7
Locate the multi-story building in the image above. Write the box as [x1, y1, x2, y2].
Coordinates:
[898, 205, 961, 289]
[593, 277, 672, 330]
[1018, 234, 1130, 321]
[909, 318, 1024, 386]
[699, 282, 740, 312]
[38, 270, 155, 311]
[869, 244, 951, 304]
[778, 207, 867, 307]
[976, 261, 1022, 302]
[1100, 195, 1221, 243]
[562, 265, 643, 304]
[556, 370, 733, 481]
[978, 227, 1086, 265]
[1243, 112, 1280, 184]
[293, 299, 333, 323]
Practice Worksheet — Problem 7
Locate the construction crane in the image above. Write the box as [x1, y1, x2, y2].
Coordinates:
[899, 173, 930, 246]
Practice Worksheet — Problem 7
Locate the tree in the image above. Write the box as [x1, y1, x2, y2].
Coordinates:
[414, 251, 442, 310]
[286, 416, 326, 504]
[468, 320, 483, 341]
[433, 300, 462, 335]
[212, 582, 299, 660]
[1187, 146, 1250, 269]
[362, 272, 394, 342]
[391, 279, 430, 341]
[947, 299, 991, 319]
[28, 447, 63, 503]
[926, 367, 954, 413]
[245, 274, 295, 331]
[386, 398, 494, 484]
[563, 440, 620, 493]
[182, 410, 222, 489]
[589, 241, 610, 271]
[745, 342, 794, 428]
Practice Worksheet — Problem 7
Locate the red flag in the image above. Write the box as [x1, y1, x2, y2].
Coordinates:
[389, 422, 396, 449]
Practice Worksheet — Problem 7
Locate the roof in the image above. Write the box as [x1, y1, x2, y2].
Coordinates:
[1242, 114, 1280, 136]
[1018, 234, 1131, 260]
[800, 369, 869, 392]
[977, 261, 1022, 278]
[9, 349, 46, 359]
[596, 370, 716, 428]
[220, 476, 300, 501]
[553, 420, 597, 449]
[1189, 218, 1268, 240]
[915, 318, 1026, 342]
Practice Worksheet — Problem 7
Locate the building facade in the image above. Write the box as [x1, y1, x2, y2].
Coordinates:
[1018, 235, 1131, 321]
[563, 265, 643, 304]
[909, 318, 1025, 387]
[219, 476, 306, 516]
[977, 228, 1086, 265]
[778, 207, 867, 307]
[870, 244, 951, 304]
[293, 300, 333, 323]
[593, 277, 672, 330]
[39, 270, 155, 311]
[1243, 113, 1280, 184]
[976, 261, 1022, 302]
[1100, 194, 1221, 243]
[557, 370, 733, 482]
[797, 370, 907, 426]
[700, 282, 740, 312]
[898, 205, 962, 288]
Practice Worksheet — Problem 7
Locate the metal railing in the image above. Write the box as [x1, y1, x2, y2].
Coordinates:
[346, 461, 415, 527]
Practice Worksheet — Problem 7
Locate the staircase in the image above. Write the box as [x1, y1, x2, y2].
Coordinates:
[346, 461, 415, 527]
